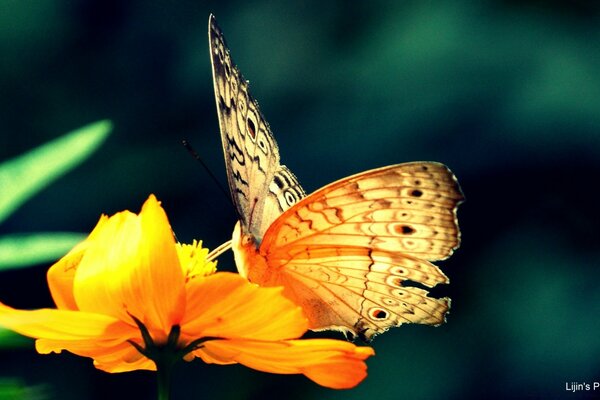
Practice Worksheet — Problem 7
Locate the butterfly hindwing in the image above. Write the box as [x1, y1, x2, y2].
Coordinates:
[263, 162, 463, 261]
[266, 246, 452, 340]
[259, 166, 306, 241]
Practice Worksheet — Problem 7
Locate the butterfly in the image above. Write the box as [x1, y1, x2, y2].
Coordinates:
[208, 14, 464, 341]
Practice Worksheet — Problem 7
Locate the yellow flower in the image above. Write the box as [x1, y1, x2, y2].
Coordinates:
[0, 195, 373, 389]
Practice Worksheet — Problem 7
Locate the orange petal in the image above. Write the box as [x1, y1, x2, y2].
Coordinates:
[194, 339, 374, 389]
[47, 215, 110, 310]
[36, 338, 154, 373]
[36, 335, 134, 356]
[0, 304, 153, 373]
[0, 302, 129, 341]
[94, 353, 155, 373]
[73, 195, 186, 336]
[181, 272, 308, 341]
[137, 195, 186, 329]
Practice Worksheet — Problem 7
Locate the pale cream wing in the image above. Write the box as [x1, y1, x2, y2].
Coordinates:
[209, 15, 304, 239]
[262, 162, 463, 261]
[270, 247, 450, 341]
[256, 162, 463, 340]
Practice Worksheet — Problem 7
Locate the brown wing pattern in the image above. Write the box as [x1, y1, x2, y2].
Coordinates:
[263, 162, 463, 261]
[210, 15, 306, 239]
[258, 162, 463, 340]
[259, 166, 306, 240]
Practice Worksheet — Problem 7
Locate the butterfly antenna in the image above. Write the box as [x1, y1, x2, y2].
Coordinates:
[207, 240, 232, 262]
[182, 139, 233, 207]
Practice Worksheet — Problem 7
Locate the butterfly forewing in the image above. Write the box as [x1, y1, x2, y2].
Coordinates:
[209, 15, 305, 240]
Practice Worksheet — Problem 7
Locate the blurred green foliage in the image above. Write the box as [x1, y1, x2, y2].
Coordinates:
[0, 120, 111, 225]
[0, 233, 87, 271]
[0, 378, 47, 400]
[0, 121, 111, 270]
[0, 329, 31, 350]
[0, 120, 111, 390]
[0, 1, 599, 399]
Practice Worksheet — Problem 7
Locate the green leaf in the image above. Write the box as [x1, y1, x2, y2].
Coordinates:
[0, 232, 85, 271]
[0, 120, 112, 225]
[0, 378, 46, 400]
[0, 328, 32, 349]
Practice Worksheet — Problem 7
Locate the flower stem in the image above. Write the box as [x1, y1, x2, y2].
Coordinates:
[156, 357, 172, 400]
[127, 319, 181, 400]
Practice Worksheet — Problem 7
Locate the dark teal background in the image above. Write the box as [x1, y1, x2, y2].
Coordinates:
[1, 1, 600, 399]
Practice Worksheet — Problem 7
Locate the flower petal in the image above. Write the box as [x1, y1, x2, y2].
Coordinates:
[194, 339, 374, 389]
[73, 195, 186, 336]
[94, 351, 155, 373]
[36, 338, 154, 373]
[181, 272, 308, 341]
[137, 195, 187, 329]
[47, 215, 110, 311]
[0, 302, 129, 341]
[0, 303, 154, 372]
